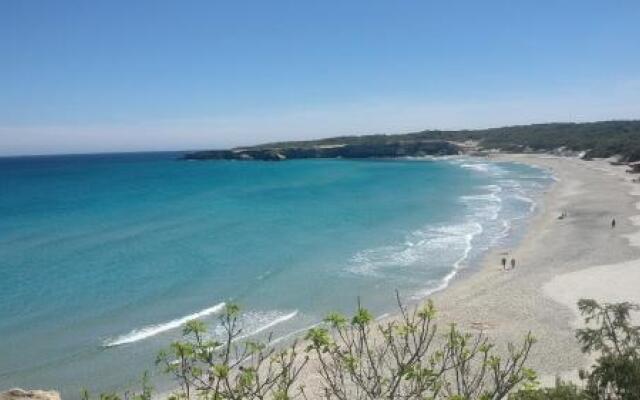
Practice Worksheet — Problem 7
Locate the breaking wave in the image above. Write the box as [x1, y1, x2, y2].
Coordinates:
[104, 302, 226, 347]
[460, 185, 503, 220]
[347, 158, 551, 300]
[458, 162, 507, 176]
[240, 310, 299, 338]
[348, 221, 484, 277]
[208, 309, 300, 342]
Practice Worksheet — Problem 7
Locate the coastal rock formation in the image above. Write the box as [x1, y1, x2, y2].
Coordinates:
[0, 389, 61, 400]
[183, 140, 461, 161]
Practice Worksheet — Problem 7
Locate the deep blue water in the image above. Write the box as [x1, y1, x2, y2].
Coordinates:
[0, 153, 551, 397]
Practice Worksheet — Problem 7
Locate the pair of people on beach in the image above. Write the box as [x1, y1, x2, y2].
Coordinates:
[501, 257, 516, 270]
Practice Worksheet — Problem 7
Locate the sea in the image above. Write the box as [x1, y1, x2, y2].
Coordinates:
[0, 152, 553, 397]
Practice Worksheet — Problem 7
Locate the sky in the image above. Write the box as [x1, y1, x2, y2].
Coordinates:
[1, 1, 640, 155]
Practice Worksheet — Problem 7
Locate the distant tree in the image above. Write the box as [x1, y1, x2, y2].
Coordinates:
[226, 120, 640, 163]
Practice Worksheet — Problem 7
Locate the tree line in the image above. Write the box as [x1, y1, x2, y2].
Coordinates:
[246, 120, 640, 162]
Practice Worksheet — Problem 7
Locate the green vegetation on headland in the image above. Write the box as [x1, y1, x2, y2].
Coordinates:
[79, 297, 640, 400]
[182, 120, 640, 162]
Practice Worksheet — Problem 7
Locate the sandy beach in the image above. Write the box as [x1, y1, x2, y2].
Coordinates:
[424, 154, 640, 383]
[290, 153, 640, 397]
[156, 153, 640, 398]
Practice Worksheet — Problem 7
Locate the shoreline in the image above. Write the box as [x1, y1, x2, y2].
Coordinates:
[35, 153, 637, 399]
[151, 153, 640, 399]
[406, 155, 552, 305]
[157, 155, 556, 399]
[292, 154, 628, 397]
[422, 154, 640, 383]
[159, 154, 640, 397]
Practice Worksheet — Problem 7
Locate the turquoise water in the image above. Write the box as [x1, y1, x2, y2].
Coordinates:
[0, 153, 551, 397]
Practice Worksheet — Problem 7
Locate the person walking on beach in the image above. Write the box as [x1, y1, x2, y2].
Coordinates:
[612, 218, 616, 229]
[501, 257, 507, 270]
[510, 258, 516, 270]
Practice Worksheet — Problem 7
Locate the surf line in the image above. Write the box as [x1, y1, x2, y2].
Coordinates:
[103, 302, 227, 347]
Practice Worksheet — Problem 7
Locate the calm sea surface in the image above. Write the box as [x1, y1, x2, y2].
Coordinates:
[0, 153, 552, 397]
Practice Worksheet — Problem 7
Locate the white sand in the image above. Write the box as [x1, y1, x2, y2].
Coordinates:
[425, 154, 640, 383]
[544, 260, 640, 325]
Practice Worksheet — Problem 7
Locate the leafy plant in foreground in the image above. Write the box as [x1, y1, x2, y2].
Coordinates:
[305, 295, 537, 399]
[509, 378, 588, 400]
[80, 296, 640, 400]
[88, 296, 539, 399]
[575, 299, 640, 399]
[155, 303, 308, 400]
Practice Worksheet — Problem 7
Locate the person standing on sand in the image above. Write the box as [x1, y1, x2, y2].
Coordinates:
[501, 257, 507, 270]
[510, 258, 516, 270]
[612, 218, 616, 229]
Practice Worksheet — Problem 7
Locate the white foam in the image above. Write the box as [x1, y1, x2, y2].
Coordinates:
[412, 221, 483, 299]
[348, 158, 548, 300]
[460, 185, 503, 221]
[269, 310, 395, 347]
[460, 163, 491, 172]
[256, 269, 273, 280]
[104, 302, 226, 347]
[209, 310, 301, 343]
[270, 321, 321, 346]
[375, 312, 391, 321]
[513, 193, 536, 213]
[459, 162, 507, 176]
[499, 218, 512, 237]
[348, 221, 484, 278]
[242, 310, 298, 337]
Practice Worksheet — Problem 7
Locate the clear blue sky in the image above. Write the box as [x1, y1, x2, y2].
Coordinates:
[1, 0, 639, 155]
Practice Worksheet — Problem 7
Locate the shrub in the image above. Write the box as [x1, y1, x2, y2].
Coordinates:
[305, 296, 536, 399]
[85, 297, 640, 399]
[155, 303, 307, 400]
[154, 295, 536, 399]
[509, 379, 588, 400]
[575, 299, 640, 399]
